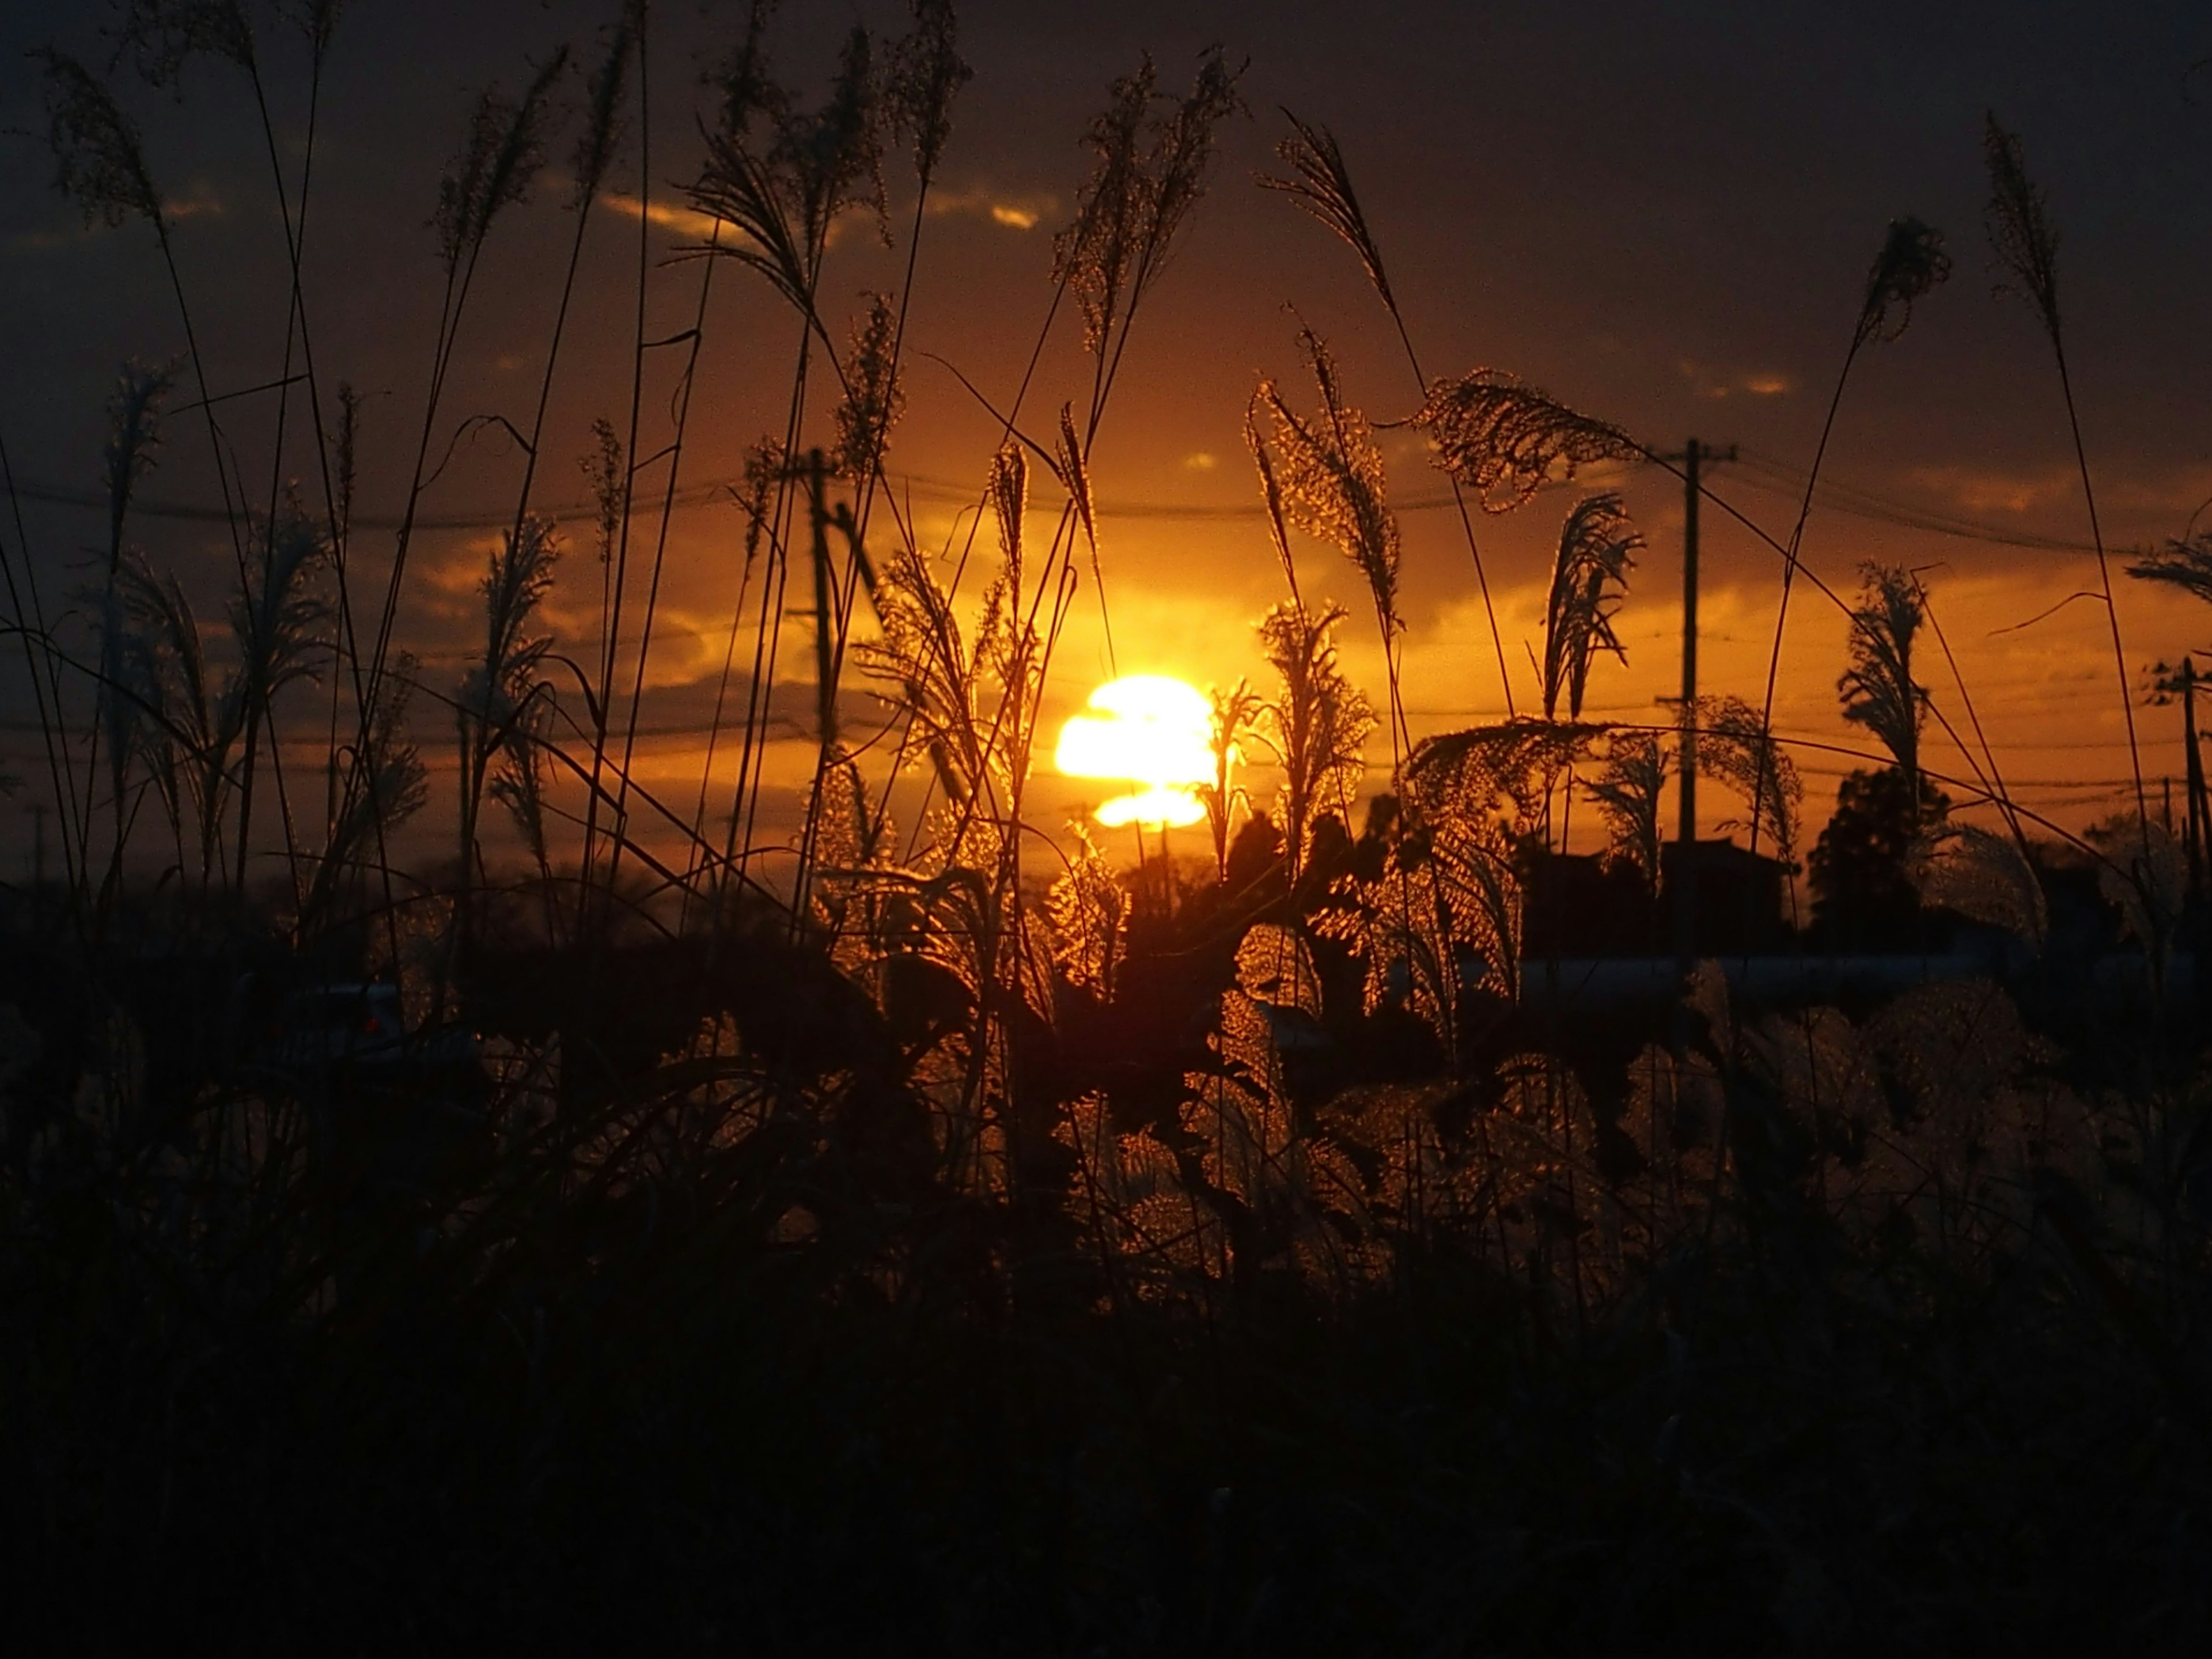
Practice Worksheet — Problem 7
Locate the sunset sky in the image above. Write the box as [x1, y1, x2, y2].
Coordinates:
[4, 0, 2211, 883]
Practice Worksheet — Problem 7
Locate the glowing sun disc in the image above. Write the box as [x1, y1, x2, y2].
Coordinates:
[1094, 787, 1207, 830]
[1055, 675, 1211, 828]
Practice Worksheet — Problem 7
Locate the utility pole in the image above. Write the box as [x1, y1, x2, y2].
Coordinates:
[806, 449, 838, 762]
[1664, 438, 1734, 965]
[2184, 656, 2209, 899]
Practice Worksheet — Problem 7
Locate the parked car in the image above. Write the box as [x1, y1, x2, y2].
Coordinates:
[259, 980, 480, 1084]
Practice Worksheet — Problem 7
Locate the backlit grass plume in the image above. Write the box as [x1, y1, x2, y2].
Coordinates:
[834, 293, 906, 480]
[459, 514, 562, 891]
[433, 49, 570, 278]
[1260, 108, 1519, 716]
[1541, 493, 1641, 721]
[1857, 216, 1951, 346]
[1246, 392, 1301, 603]
[1838, 562, 1929, 796]
[1200, 680, 1265, 883]
[91, 361, 176, 879]
[112, 0, 259, 86]
[1259, 111, 1395, 321]
[886, 0, 973, 187]
[1254, 328, 1402, 737]
[1695, 694, 1803, 862]
[1584, 732, 1667, 883]
[690, 24, 882, 319]
[1748, 214, 1950, 862]
[1052, 47, 1245, 359]
[1412, 370, 1637, 513]
[32, 48, 163, 229]
[2127, 532, 2212, 605]
[226, 497, 335, 891]
[568, 8, 636, 213]
[1257, 601, 1372, 877]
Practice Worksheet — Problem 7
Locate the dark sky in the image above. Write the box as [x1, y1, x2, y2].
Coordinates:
[3, 0, 2210, 864]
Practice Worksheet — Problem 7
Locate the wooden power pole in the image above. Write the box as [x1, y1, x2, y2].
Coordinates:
[1668, 438, 1734, 965]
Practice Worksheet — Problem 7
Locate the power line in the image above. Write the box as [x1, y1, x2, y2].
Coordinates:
[1728, 449, 2112, 555]
[9, 453, 2126, 552]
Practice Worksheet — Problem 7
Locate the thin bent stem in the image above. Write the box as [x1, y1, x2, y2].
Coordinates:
[609, 228, 722, 907]
[1745, 333, 1862, 862]
[2053, 343, 2150, 855]
[581, 14, 654, 921]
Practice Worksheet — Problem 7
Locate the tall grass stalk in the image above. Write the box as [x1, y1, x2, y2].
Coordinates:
[345, 46, 567, 959]
[1745, 216, 1948, 866]
[790, 1, 971, 925]
[0, 429, 85, 906]
[1263, 111, 1518, 714]
[453, 9, 634, 950]
[36, 48, 259, 903]
[1983, 113, 2149, 853]
[578, 4, 658, 922]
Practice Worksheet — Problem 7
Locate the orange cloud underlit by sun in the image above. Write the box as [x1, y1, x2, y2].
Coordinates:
[925, 185, 1056, 230]
[1055, 676, 1212, 828]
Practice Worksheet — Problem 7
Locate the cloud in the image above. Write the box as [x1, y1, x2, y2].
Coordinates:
[1906, 463, 2076, 517]
[166, 187, 224, 221]
[600, 191, 729, 243]
[925, 185, 1058, 232]
[1182, 452, 1218, 472]
[1679, 358, 1791, 400]
[7, 183, 221, 251]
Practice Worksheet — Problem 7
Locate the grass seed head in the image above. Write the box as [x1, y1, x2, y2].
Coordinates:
[1858, 215, 1951, 346]
[34, 48, 163, 229]
[1259, 110, 1395, 319]
[1412, 369, 1637, 514]
[1983, 112, 2063, 346]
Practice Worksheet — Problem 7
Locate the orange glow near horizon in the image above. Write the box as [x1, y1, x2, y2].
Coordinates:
[1055, 676, 1213, 828]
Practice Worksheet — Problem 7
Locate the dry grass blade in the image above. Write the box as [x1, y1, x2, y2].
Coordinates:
[988, 439, 1027, 579]
[1259, 109, 1394, 317]
[1412, 369, 1637, 513]
[1245, 392, 1301, 603]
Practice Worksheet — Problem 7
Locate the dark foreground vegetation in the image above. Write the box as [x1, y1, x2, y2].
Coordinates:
[6, 2, 2212, 1652]
[5, 876, 2212, 1656]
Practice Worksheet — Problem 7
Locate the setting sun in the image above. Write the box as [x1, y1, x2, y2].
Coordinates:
[1054, 675, 1213, 828]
